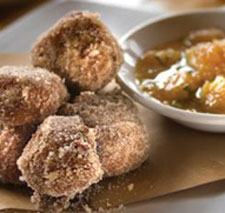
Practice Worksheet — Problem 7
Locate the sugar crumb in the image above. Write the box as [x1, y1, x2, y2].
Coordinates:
[127, 183, 134, 192]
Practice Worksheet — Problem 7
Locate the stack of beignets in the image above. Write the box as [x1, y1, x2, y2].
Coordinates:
[59, 91, 149, 177]
[0, 66, 68, 184]
[0, 11, 150, 213]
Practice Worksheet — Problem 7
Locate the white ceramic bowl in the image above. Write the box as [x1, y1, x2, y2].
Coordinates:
[117, 9, 225, 133]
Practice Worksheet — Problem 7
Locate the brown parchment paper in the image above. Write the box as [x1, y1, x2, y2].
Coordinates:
[1, 53, 225, 210]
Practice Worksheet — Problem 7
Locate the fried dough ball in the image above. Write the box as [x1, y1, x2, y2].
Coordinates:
[0, 66, 68, 126]
[96, 121, 148, 176]
[0, 124, 35, 184]
[59, 90, 138, 126]
[31, 192, 71, 213]
[31, 11, 123, 91]
[17, 116, 103, 211]
[31, 188, 90, 213]
[59, 91, 149, 177]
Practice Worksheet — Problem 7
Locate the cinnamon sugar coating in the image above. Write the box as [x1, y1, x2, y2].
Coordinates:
[0, 66, 68, 126]
[96, 121, 149, 176]
[31, 192, 70, 213]
[17, 116, 103, 211]
[0, 124, 36, 184]
[31, 11, 123, 91]
[59, 90, 138, 127]
[59, 91, 149, 177]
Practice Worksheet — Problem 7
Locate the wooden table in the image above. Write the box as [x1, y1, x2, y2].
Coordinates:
[0, 0, 51, 30]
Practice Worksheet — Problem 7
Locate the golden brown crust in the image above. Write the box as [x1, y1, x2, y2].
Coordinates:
[0, 124, 36, 184]
[17, 116, 103, 200]
[0, 66, 68, 126]
[59, 90, 138, 127]
[31, 192, 70, 213]
[31, 11, 123, 91]
[59, 91, 149, 177]
[31, 189, 90, 213]
[96, 121, 149, 176]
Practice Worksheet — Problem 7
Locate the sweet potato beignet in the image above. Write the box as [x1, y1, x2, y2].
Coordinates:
[59, 91, 149, 177]
[31, 11, 123, 91]
[0, 124, 36, 184]
[96, 121, 149, 177]
[0, 66, 68, 126]
[59, 90, 139, 126]
[17, 116, 103, 200]
[31, 192, 71, 213]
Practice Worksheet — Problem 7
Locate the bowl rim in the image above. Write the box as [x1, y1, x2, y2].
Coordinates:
[117, 7, 225, 119]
